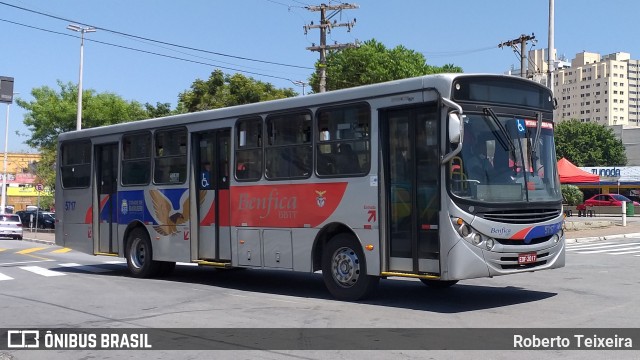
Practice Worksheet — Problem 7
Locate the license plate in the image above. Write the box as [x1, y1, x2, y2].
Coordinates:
[518, 252, 537, 264]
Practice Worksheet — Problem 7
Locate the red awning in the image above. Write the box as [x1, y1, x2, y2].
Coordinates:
[557, 158, 599, 183]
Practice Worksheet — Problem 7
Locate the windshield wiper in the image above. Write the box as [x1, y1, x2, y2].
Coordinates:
[483, 107, 516, 155]
[530, 112, 543, 176]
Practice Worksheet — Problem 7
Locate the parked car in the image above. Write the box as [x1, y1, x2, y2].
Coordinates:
[15, 211, 55, 229]
[584, 194, 640, 207]
[0, 214, 23, 239]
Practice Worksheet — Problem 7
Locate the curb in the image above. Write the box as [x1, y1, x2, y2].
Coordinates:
[21, 237, 55, 245]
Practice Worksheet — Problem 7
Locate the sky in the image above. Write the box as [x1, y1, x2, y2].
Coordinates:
[1, 0, 639, 153]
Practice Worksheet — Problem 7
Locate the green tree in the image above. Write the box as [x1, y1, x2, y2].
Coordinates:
[144, 102, 174, 118]
[555, 119, 627, 166]
[17, 81, 151, 191]
[309, 39, 463, 92]
[177, 70, 297, 112]
[561, 184, 584, 206]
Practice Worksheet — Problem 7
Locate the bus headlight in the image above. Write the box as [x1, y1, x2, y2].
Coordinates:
[485, 238, 495, 250]
[459, 224, 470, 237]
[472, 233, 482, 245]
[551, 234, 559, 244]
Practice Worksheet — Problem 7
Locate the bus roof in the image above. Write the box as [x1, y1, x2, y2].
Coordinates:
[58, 73, 546, 142]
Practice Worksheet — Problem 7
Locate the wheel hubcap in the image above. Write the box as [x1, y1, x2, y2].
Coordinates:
[130, 238, 146, 269]
[331, 246, 360, 288]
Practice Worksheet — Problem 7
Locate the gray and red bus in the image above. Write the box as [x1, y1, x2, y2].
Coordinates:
[56, 74, 565, 300]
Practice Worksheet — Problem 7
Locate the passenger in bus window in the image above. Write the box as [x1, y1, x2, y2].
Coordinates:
[337, 143, 359, 173]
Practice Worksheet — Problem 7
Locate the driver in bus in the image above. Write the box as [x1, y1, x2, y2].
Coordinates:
[464, 138, 492, 184]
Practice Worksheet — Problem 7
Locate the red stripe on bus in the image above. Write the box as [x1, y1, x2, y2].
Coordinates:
[510, 227, 532, 240]
[85, 195, 111, 224]
[230, 182, 347, 228]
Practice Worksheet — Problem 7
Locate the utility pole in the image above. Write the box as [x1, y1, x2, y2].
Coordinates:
[499, 33, 536, 78]
[304, 3, 358, 93]
[548, 0, 555, 93]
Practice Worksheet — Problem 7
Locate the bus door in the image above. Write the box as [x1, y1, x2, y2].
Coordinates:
[95, 143, 119, 254]
[381, 104, 440, 274]
[193, 129, 231, 261]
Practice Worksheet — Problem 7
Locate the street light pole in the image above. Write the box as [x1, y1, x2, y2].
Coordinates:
[67, 24, 96, 131]
[1, 101, 11, 213]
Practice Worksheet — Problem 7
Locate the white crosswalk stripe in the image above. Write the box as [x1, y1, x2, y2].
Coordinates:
[58, 263, 112, 273]
[0, 273, 14, 281]
[567, 240, 640, 257]
[0, 260, 195, 282]
[19, 266, 66, 277]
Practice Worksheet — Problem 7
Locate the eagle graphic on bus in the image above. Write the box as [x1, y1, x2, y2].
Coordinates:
[146, 189, 206, 236]
[315, 190, 326, 207]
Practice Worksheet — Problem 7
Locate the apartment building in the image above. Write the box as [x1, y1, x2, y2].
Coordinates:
[553, 51, 631, 126]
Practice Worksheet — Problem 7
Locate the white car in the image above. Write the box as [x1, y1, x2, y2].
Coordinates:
[0, 214, 23, 240]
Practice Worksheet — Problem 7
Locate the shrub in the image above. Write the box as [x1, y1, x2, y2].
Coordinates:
[561, 184, 584, 206]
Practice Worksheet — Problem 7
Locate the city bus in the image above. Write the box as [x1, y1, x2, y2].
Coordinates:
[56, 74, 565, 301]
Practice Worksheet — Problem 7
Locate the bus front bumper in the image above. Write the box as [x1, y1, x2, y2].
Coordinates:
[445, 237, 566, 280]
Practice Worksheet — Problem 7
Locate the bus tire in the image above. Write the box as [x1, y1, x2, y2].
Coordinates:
[322, 233, 379, 301]
[126, 228, 161, 278]
[420, 279, 458, 288]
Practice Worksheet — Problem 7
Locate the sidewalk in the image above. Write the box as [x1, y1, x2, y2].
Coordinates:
[20, 216, 640, 246]
[22, 230, 55, 245]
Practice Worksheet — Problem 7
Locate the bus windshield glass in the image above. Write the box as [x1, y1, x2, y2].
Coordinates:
[448, 111, 561, 203]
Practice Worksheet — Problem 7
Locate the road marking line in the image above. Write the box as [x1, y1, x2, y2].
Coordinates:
[103, 260, 126, 264]
[58, 263, 111, 273]
[16, 247, 47, 254]
[608, 250, 640, 255]
[577, 246, 640, 254]
[19, 266, 65, 277]
[0, 259, 54, 266]
[566, 242, 616, 249]
[51, 248, 72, 254]
[0, 248, 9, 252]
[567, 242, 614, 250]
[177, 262, 198, 267]
[0, 273, 13, 281]
[567, 243, 640, 251]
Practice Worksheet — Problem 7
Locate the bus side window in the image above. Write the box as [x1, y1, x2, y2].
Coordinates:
[235, 117, 263, 181]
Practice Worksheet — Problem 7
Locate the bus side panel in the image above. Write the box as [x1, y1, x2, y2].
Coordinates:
[145, 224, 192, 263]
[291, 228, 317, 272]
[328, 177, 381, 276]
[353, 228, 381, 275]
[58, 189, 94, 255]
[119, 188, 192, 263]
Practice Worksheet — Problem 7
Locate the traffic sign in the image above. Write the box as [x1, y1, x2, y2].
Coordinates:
[36, 183, 44, 191]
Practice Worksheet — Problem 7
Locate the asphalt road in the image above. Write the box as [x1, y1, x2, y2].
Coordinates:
[0, 237, 639, 359]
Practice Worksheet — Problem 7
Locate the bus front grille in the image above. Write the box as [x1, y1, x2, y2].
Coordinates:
[481, 209, 560, 224]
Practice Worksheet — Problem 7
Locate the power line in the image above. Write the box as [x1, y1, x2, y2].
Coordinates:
[0, 18, 299, 83]
[0, 1, 313, 70]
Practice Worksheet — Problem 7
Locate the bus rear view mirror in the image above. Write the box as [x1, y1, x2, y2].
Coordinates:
[449, 113, 461, 144]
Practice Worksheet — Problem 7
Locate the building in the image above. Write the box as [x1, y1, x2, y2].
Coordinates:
[552, 51, 632, 126]
[514, 50, 640, 165]
[0, 152, 45, 211]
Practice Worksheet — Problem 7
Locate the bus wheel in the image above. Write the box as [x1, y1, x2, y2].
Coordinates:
[322, 234, 379, 301]
[126, 228, 160, 278]
[420, 279, 458, 288]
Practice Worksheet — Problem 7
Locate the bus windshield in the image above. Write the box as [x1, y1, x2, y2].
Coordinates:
[448, 110, 562, 203]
